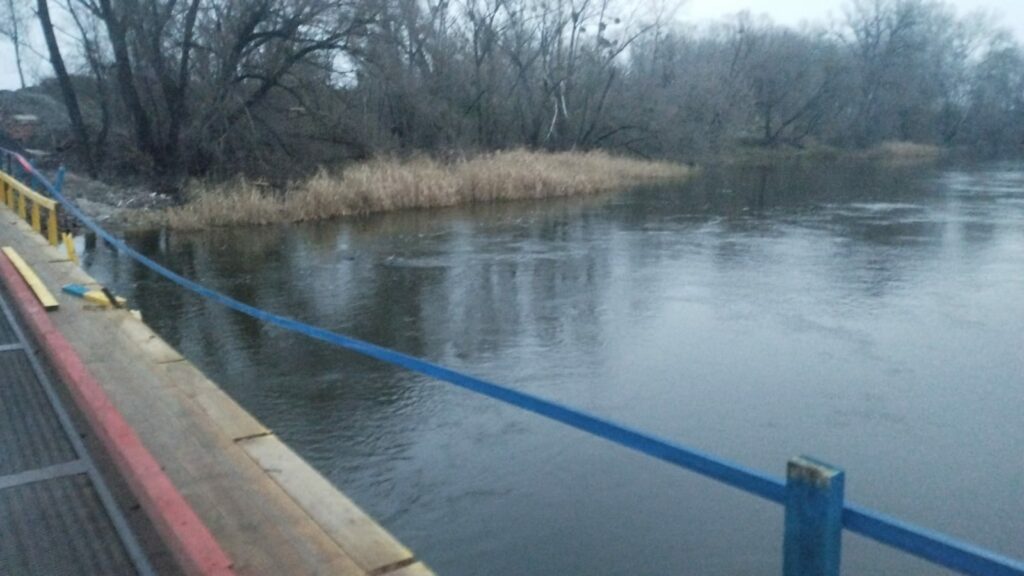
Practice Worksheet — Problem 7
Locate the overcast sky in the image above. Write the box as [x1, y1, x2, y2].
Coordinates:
[1, 0, 1022, 91]
[683, 0, 1024, 32]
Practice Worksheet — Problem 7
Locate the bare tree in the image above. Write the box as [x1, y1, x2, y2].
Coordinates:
[746, 27, 845, 146]
[24, 0, 1024, 182]
[37, 0, 97, 175]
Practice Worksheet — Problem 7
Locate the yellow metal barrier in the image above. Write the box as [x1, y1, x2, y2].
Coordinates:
[0, 171, 60, 246]
[63, 232, 79, 264]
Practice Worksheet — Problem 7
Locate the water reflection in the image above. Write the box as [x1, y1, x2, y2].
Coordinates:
[83, 160, 1024, 576]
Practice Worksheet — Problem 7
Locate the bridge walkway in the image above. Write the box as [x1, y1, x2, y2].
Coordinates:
[0, 283, 162, 575]
[1, 193, 432, 576]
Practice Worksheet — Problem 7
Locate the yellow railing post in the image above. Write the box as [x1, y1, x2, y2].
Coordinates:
[4, 176, 11, 210]
[17, 190, 26, 219]
[63, 232, 79, 264]
[48, 208, 59, 246]
[31, 202, 42, 233]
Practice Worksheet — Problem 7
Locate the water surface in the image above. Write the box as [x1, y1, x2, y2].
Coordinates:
[83, 160, 1024, 575]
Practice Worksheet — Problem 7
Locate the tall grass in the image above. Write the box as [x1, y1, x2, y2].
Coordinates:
[160, 150, 691, 229]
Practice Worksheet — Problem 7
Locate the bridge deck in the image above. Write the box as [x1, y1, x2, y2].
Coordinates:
[0, 288, 158, 576]
[1, 208, 432, 575]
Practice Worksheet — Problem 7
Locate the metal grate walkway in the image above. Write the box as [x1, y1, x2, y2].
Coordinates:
[0, 290, 155, 576]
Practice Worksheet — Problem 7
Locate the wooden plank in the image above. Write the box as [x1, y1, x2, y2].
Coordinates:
[238, 435, 424, 575]
[157, 360, 271, 442]
[386, 562, 435, 576]
[118, 315, 184, 364]
[1, 246, 59, 310]
[80, 348, 364, 576]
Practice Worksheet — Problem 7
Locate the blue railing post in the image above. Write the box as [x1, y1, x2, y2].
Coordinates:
[55, 166, 66, 194]
[783, 456, 844, 576]
[31, 168, 44, 193]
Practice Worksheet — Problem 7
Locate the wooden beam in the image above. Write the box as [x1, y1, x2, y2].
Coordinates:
[1, 247, 59, 311]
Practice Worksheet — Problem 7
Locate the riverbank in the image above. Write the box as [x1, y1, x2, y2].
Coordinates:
[151, 150, 690, 230]
[721, 141, 944, 165]
[44, 143, 951, 232]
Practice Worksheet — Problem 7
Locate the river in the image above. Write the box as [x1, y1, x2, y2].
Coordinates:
[82, 159, 1024, 575]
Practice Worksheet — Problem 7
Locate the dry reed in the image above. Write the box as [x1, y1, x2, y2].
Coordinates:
[161, 150, 691, 229]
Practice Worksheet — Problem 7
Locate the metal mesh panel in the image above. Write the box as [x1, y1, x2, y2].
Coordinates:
[0, 474, 137, 575]
[0, 308, 16, 344]
[0, 351, 76, 476]
[0, 288, 153, 576]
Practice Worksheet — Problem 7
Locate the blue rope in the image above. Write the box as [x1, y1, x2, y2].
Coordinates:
[5, 149, 1023, 576]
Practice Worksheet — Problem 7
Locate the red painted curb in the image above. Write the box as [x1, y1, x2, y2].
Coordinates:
[0, 253, 235, 576]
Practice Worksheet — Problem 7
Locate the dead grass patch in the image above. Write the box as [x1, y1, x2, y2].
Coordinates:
[159, 150, 691, 229]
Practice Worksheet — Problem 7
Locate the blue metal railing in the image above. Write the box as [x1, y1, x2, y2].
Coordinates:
[2, 147, 1021, 576]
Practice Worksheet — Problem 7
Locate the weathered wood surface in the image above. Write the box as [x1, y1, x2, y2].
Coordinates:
[1, 246, 59, 310]
[239, 435, 416, 574]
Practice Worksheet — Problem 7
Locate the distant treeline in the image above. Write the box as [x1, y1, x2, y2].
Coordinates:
[13, 0, 1024, 187]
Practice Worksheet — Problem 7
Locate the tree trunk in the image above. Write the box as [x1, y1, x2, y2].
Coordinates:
[5, 0, 25, 89]
[12, 34, 25, 90]
[96, 0, 159, 170]
[37, 0, 96, 176]
[160, 0, 201, 186]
